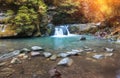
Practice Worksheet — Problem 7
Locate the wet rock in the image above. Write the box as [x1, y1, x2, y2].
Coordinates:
[105, 48, 114, 52]
[93, 54, 104, 59]
[50, 54, 57, 61]
[57, 53, 70, 58]
[31, 46, 44, 51]
[0, 50, 20, 60]
[43, 52, 52, 58]
[21, 48, 31, 53]
[80, 36, 86, 40]
[10, 57, 21, 64]
[57, 57, 73, 66]
[31, 51, 40, 57]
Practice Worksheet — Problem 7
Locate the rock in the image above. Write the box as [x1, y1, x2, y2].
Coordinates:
[31, 46, 44, 51]
[72, 49, 81, 53]
[12, 50, 21, 55]
[57, 57, 73, 66]
[0, 50, 20, 61]
[66, 51, 78, 55]
[93, 54, 104, 59]
[116, 40, 120, 44]
[10, 57, 21, 64]
[80, 36, 86, 40]
[84, 48, 93, 51]
[49, 67, 62, 78]
[0, 62, 6, 67]
[105, 48, 114, 52]
[43, 52, 52, 58]
[30, 51, 40, 57]
[67, 49, 84, 55]
[21, 48, 31, 53]
[57, 53, 70, 58]
[50, 55, 57, 61]
[18, 53, 28, 59]
[105, 53, 113, 57]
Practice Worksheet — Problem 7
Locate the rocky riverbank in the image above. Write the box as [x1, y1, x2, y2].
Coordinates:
[0, 45, 120, 78]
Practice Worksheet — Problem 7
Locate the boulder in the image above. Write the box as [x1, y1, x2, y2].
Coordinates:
[43, 52, 52, 58]
[57, 57, 73, 66]
[31, 46, 44, 51]
[80, 36, 86, 40]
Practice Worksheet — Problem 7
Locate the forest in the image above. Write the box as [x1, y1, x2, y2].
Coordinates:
[0, 0, 120, 38]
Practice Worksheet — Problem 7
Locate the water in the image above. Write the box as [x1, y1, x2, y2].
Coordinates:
[0, 35, 119, 54]
[53, 25, 71, 37]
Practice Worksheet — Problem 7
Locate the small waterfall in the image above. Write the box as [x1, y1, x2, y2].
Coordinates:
[0, 24, 6, 32]
[52, 25, 73, 37]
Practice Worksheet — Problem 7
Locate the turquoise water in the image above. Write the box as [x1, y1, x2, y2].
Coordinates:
[0, 35, 119, 53]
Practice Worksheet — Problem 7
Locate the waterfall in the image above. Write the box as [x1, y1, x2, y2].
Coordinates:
[0, 24, 6, 32]
[52, 25, 72, 37]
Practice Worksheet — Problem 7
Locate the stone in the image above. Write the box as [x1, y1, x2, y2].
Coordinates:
[105, 53, 113, 57]
[0, 50, 20, 61]
[43, 52, 52, 58]
[50, 55, 57, 61]
[31, 51, 40, 56]
[57, 53, 70, 58]
[49, 67, 62, 78]
[31, 46, 43, 51]
[18, 53, 28, 59]
[80, 36, 86, 40]
[84, 48, 93, 51]
[0, 62, 6, 67]
[66, 51, 77, 55]
[116, 40, 120, 44]
[57, 57, 73, 66]
[10, 57, 21, 64]
[93, 54, 104, 59]
[105, 48, 114, 52]
[21, 48, 31, 53]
